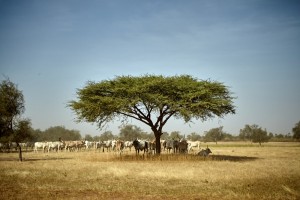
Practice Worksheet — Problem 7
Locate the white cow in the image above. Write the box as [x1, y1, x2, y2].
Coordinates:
[111, 140, 117, 151]
[84, 141, 94, 150]
[124, 141, 133, 151]
[34, 142, 48, 153]
[187, 140, 200, 153]
[102, 140, 112, 152]
[47, 141, 64, 152]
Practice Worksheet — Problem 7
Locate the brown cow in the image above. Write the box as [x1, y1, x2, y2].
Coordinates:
[64, 140, 85, 152]
[115, 140, 124, 155]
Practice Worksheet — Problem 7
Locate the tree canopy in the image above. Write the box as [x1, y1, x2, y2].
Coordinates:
[34, 126, 82, 142]
[69, 75, 236, 153]
[204, 126, 224, 144]
[239, 124, 269, 145]
[0, 78, 32, 161]
[0, 79, 31, 143]
[0, 78, 25, 139]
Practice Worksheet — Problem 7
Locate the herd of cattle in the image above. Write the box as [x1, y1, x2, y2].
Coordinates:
[0, 139, 212, 156]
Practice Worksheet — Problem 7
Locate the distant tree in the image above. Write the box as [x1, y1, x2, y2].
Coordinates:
[0, 78, 31, 161]
[252, 127, 268, 146]
[275, 134, 284, 139]
[187, 132, 201, 141]
[13, 119, 33, 143]
[119, 124, 144, 141]
[268, 132, 274, 140]
[292, 121, 300, 141]
[61, 129, 81, 141]
[0, 79, 24, 138]
[30, 129, 42, 142]
[160, 132, 169, 140]
[240, 124, 269, 145]
[169, 131, 182, 140]
[140, 131, 154, 140]
[204, 126, 224, 144]
[239, 124, 253, 141]
[93, 135, 101, 141]
[84, 134, 93, 141]
[69, 75, 236, 154]
[99, 131, 114, 141]
[222, 132, 236, 141]
[38, 126, 81, 141]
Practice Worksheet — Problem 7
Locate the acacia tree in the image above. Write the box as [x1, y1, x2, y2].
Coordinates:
[69, 75, 236, 154]
[0, 78, 31, 161]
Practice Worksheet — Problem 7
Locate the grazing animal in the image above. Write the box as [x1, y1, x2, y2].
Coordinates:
[64, 140, 85, 152]
[24, 142, 34, 151]
[148, 140, 156, 154]
[178, 140, 188, 153]
[95, 141, 102, 150]
[160, 140, 165, 151]
[34, 142, 48, 153]
[84, 140, 93, 150]
[115, 140, 124, 154]
[48, 141, 64, 152]
[132, 139, 148, 155]
[187, 141, 200, 153]
[124, 141, 133, 151]
[111, 140, 117, 151]
[197, 147, 212, 157]
[165, 139, 179, 153]
[102, 140, 112, 152]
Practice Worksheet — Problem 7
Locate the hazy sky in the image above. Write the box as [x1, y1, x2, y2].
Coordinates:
[1, 0, 299, 136]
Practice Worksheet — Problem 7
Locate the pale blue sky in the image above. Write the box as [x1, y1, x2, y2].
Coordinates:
[1, 0, 299, 136]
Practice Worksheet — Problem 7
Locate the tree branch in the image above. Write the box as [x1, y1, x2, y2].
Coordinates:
[118, 111, 151, 126]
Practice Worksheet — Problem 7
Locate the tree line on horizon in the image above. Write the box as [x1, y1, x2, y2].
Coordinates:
[26, 123, 298, 145]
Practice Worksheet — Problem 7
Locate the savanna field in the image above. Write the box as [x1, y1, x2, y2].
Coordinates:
[0, 142, 299, 200]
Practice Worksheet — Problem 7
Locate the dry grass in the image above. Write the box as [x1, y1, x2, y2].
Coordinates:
[0, 142, 300, 199]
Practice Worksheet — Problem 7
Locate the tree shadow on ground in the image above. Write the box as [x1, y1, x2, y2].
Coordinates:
[111, 154, 260, 162]
[210, 155, 259, 162]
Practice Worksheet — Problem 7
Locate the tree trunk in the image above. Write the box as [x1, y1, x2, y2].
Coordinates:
[152, 129, 162, 154]
[155, 136, 161, 154]
[17, 143, 22, 162]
